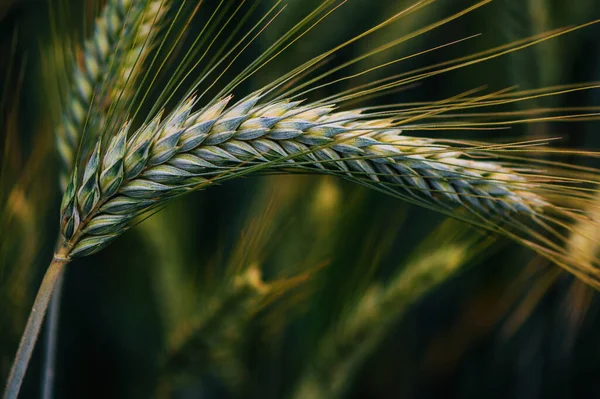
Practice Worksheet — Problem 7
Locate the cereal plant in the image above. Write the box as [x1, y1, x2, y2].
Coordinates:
[1, 0, 600, 397]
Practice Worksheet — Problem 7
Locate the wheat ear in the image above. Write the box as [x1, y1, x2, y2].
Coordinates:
[56, 0, 169, 190]
[105, 0, 170, 110]
[58, 92, 546, 259]
[8, 91, 592, 398]
[293, 232, 481, 398]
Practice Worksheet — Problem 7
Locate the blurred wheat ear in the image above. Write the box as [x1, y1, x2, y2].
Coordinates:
[4, 0, 600, 398]
[292, 220, 493, 398]
[149, 181, 324, 397]
[56, 0, 170, 191]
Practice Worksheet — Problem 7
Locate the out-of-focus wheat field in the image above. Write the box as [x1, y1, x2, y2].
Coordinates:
[1, 0, 600, 398]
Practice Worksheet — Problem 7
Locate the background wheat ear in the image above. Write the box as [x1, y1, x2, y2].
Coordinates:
[56, 0, 170, 191]
[291, 219, 493, 399]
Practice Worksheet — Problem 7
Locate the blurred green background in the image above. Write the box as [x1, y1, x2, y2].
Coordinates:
[1, 0, 600, 398]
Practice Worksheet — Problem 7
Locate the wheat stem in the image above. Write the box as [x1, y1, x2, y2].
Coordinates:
[2, 250, 70, 399]
[40, 269, 65, 399]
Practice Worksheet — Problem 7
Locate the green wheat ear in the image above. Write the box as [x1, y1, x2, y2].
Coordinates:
[50, 0, 599, 286]
[56, 0, 169, 191]
[292, 221, 489, 399]
[60, 91, 549, 261]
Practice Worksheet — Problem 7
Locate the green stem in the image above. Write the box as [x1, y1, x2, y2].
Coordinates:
[2, 254, 69, 399]
[40, 268, 66, 399]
